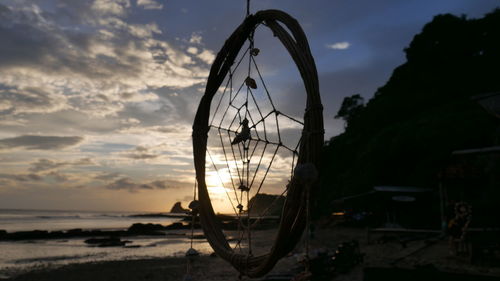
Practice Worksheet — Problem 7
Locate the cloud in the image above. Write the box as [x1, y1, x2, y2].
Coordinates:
[29, 158, 94, 172]
[74, 158, 94, 165]
[125, 153, 158, 159]
[149, 180, 171, 189]
[187, 47, 198, 55]
[106, 177, 133, 190]
[137, 0, 163, 10]
[128, 23, 162, 37]
[92, 0, 131, 16]
[119, 145, 160, 160]
[326, 41, 351, 50]
[94, 172, 122, 181]
[0, 87, 69, 115]
[105, 177, 174, 192]
[29, 159, 67, 172]
[0, 173, 43, 182]
[0, 1, 222, 209]
[0, 2, 209, 121]
[0, 135, 83, 150]
[197, 49, 215, 64]
[189, 32, 203, 44]
[47, 171, 70, 182]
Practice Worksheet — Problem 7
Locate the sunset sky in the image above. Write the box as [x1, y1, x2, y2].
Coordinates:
[0, 0, 498, 212]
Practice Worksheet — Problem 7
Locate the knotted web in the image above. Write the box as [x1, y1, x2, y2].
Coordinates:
[205, 26, 304, 255]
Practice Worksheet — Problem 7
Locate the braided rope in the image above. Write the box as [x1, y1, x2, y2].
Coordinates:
[192, 10, 323, 278]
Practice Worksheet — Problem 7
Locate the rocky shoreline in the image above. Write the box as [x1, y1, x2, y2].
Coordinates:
[0, 223, 180, 241]
[0, 215, 280, 242]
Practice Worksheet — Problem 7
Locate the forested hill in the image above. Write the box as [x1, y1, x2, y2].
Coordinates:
[318, 9, 500, 211]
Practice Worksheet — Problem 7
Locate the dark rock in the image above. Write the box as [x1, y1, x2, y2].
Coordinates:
[85, 237, 120, 244]
[166, 232, 185, 237]
[129, 213, 188, 218]
[66, 228, 83, 234]
[170, 202, 188, 213]
[248, 193, 285, 216]
[164, 222, 187, 230]
[98, 240, 126, 247]
[88, 230, 103, 236]
[127, 223, 166, 235]
[106, 230, 128, 236]
[85, 236, 128, 247]
[0, 228, 137, 241]
[7, 230, 49, 240]
[50, 231, 64, 238]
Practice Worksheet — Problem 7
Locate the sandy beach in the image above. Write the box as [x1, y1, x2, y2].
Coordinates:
[5, 256, 235, 281]
[1, 228, 293, 281]
[3, 226, 499, 281]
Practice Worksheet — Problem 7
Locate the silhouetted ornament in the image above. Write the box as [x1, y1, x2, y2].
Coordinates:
[183, 273, 194, 281]
[189, 200, 200, 210]
[238, 184, 249, 192]
[231, 119, 251, 145]
[191, 9, 324, 278]
[186, 247, 200, 257]
[237, 204, 244, 212]
[250, 48, 260, 56]
[245, 77, 257, 89]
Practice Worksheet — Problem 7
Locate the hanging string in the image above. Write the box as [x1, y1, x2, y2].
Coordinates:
[184, 180, 199, 281]
[246, 0, 250, 17]
[304, 183, 311, 272]
[190, 180, 197, 249]
[245, 27, 255, 258]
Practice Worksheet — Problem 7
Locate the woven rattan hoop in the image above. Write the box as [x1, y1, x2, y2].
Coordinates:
[192, 9, 324, 278]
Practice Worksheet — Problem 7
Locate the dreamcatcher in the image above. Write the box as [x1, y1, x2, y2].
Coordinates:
[191, 6, 323, 279]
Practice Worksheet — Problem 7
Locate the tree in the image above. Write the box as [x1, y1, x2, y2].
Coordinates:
[317, 9, 500, 218]
[334, 94, 365, 127]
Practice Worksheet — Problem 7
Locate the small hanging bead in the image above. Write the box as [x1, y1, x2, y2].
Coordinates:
[186, 247, 200, 257]
[189, 200, 200, 211]
[238, 184, 249, 192]
[245, 77, 257, 89]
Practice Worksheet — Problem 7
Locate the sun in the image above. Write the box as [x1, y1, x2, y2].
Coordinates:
[205, 169, 238, 213]
[206, 169, 232, 189]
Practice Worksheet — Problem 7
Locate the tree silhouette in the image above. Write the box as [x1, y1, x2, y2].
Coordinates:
[335, 94, 365, 128]
[317, 8, 500, 218]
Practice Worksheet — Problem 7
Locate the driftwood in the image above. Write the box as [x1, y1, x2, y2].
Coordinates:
[192, 9, 324, 278]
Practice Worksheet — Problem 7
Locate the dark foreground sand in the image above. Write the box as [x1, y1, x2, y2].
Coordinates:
[6, 256, 239, 281]
[4, 227, 500, 281]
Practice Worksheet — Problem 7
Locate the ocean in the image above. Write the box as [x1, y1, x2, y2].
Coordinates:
[0, 209, 182, 232]
[0, 209, 213, 278]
